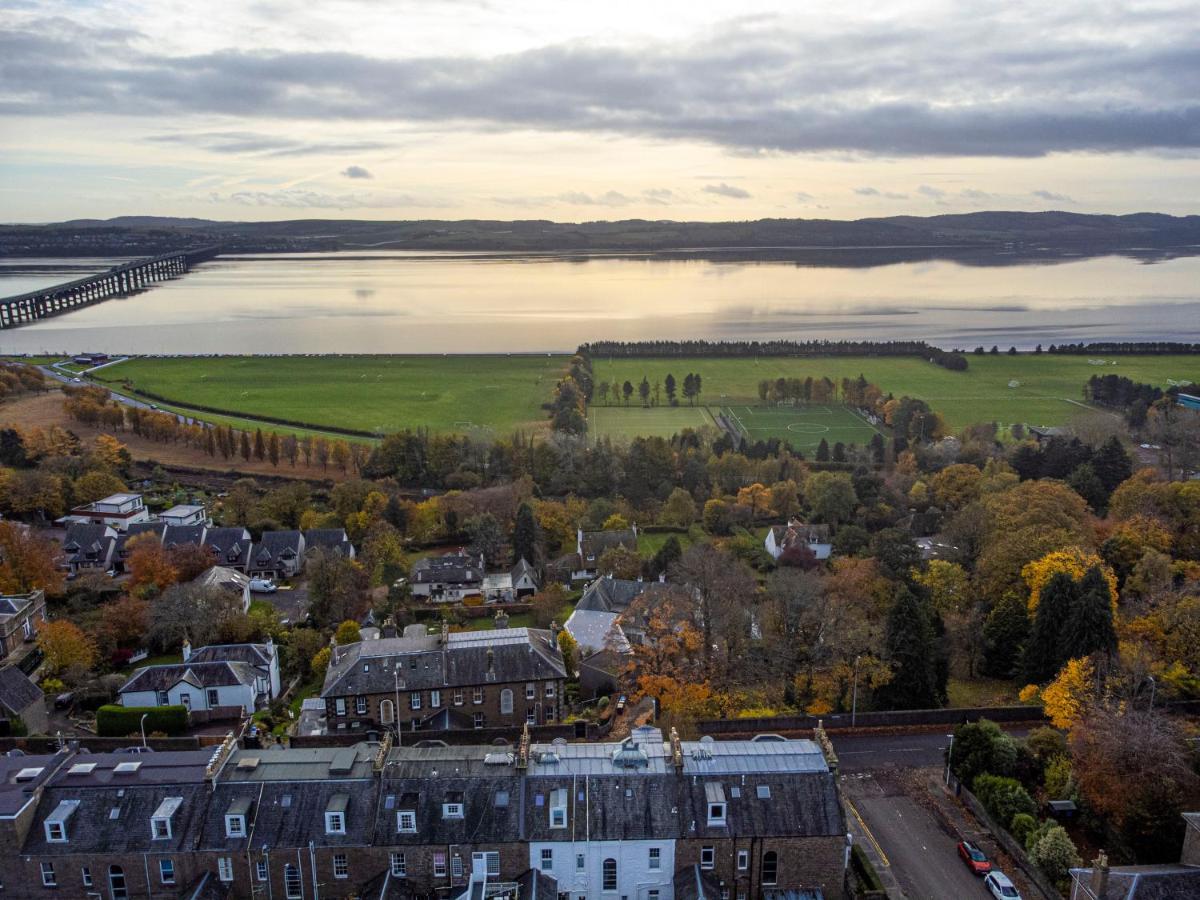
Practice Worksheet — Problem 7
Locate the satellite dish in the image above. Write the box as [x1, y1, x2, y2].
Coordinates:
[699, 735, 715, 745]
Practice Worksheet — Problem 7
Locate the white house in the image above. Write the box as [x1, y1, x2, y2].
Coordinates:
[527, 836, 675, 900]
[61, 493, 150, 532]
[159, 504, 206, 527]
[764, 519, 833, 561]
[118, 639, 280, 714]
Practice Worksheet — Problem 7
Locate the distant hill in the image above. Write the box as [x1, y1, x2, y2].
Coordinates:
[4, 211, 1200, 257]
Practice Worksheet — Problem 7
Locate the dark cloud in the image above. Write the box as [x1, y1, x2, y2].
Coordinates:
[341, 165, 372, 179]
[4, 7, 1200, 157]
[917, 184, 947, 200]
[959, 188, 996, 203]
[1032, 189, 1076, 203]
[643, 188, 678, 204]
[703, 182, 751, 199]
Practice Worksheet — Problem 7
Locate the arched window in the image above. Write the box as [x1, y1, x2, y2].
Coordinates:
[284, 864, 302, 899]
[500, 688, 514, 715]
[602, 857, 617, 891]
[380, 699, 395, 725]
[762, 851, 778, 885]
[109, 865, 128, 900]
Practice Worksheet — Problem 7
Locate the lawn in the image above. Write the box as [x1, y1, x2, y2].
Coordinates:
[721, 403, 883, 453]
[589, 404, 716, 440]
[636, 529, 696, 556]
[92, 354, 570, 435]
[591, 354, 1200, 429]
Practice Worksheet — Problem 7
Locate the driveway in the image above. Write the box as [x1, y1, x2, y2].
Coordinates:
[844, 770, 993, 900]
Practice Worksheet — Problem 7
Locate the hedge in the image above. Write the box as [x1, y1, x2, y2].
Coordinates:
[96, 705, 189, 737]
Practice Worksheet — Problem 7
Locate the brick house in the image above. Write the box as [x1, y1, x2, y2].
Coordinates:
[321, 626, 567, 734]
[0, 589, 46, 663]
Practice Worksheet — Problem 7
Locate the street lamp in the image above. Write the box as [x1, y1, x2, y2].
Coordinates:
[140, 713, 149, 748]
[851, 656, 861, 728]
[944, 733, 955, 786]
[1147, 675, 1157, 709]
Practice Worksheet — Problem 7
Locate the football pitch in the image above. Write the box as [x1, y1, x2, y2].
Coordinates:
[589, 404, 717, 440]
[721, 404, 883, 452]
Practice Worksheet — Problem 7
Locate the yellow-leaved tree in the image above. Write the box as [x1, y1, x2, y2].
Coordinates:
[1038, 657, 1095, 730]
[1022, 548, 1117, 615]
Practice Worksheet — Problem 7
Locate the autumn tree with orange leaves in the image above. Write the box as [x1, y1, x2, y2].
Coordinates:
[126, 533, 180, 597]
[0, 521, 64, 596]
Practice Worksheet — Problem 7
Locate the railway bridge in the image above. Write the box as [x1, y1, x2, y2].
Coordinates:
[0, 245, 220, 328]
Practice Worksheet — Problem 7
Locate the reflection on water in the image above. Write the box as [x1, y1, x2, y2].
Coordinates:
[0, 250, 1198, 354]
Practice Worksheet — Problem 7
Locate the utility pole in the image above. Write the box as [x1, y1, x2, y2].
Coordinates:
[851, 655, 861, 727]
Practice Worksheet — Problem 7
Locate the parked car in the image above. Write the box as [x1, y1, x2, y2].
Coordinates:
[249, 578, 277, 593]
[984, 871, 1021, 899]
[53, 691, 74, 710]
[957, 840, 992, 875]
[615, 695, 627, 714]
[114, 746, 156, 755]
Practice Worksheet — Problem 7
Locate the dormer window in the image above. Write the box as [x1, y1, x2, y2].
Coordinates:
[705, 783, 727, 826]
[325, 794, 349, 835]
[549, 788, 567, 828]
[397, 810, 417, 833]
[45, 799, 79, 843]
[151, 797, 182, 840]
[226, 815, 246, 837]
[442, 793, 464, 819]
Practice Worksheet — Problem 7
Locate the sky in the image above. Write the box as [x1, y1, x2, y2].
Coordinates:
[2, 0, 1199, 223]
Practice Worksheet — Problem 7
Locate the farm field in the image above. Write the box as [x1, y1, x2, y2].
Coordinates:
[721, 403, 883, 452]
[591, 354, 1200, 429]
[92, 355, 570, 436]
[588, 404, 716, 440]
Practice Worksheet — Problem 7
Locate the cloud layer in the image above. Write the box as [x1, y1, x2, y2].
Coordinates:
[4, 4, 1199, 158]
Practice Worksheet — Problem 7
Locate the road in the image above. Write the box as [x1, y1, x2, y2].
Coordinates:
[844, 771, 994, 900]
[832, 727, 1031, 772]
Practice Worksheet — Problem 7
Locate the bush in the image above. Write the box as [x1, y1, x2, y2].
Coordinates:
[952, 719, 1017, 787]
[1010, 812, 1037, 846]
[974, 774, 1037, 827]
[96, 705, 188, 737]
[1028, 821, 1081, 883]
[1044, 754, 1075, 800]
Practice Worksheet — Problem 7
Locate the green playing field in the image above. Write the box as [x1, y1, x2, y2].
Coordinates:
[720, 404, 884, 452]
[588, 404, 716, 440]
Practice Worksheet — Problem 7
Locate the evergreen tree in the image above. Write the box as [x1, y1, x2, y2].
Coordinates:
[981, 593, 1029, 678]
[1023, 572, 1077, 682]
[816, 438, 830, 461]
[877, 587, 941, 710]
[383, 493, 409, 532]
[511, 502, 540, 566]
[1067, 463, 1107, 511]
[664, 373, 677, 404]
[239, 431, 252, 462]
[648, 534, 683, 579]
[1091, 435, 1133, 494]
[1064, 566, 1117, 660]
[253, 428, 266, 461]
[638, 376, 651, 407]
[832, 441, 846, 462]
[622, 380, 634, 405]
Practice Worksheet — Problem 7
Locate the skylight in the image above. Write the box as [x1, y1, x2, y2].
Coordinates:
[15, 767, 44, 782]
[114, 761, 141, 774]
[68, 763, 96, 775]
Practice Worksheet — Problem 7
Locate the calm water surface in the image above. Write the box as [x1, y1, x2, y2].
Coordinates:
[1, 250, 1198, 354]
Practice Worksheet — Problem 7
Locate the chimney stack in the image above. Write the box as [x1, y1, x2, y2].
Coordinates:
[1090, 851, 1110, 899]
[182, 639, 192, 662]
[549, 621, 560, 648]
[440, 620, 449, 646]
[494, 609, 509, 630]
[670, 727, 684, 772]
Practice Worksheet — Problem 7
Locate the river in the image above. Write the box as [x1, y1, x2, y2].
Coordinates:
[1, 249, 1199, 354]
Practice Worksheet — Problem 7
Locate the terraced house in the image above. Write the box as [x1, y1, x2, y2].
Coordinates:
[321, 626, 567, 734]
[0, 728, 850, 898]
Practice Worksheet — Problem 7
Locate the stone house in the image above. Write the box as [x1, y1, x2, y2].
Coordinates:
[0, 590, 46, 663]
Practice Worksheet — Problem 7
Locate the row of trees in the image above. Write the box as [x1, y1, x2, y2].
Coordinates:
[581, 339, 947, 357]
[596, 372, 703, 407]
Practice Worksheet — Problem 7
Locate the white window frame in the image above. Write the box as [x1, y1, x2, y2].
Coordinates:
[576, 853, 585, 872]
[151, 816, 172, 840]
[443, 802, 464, 819]
[648, 847, 661, 871]
[256, 861, 268, 882]
[500, 688, 513, 715]
[82, 866, 93, 888]
[409, 691, 421, 710]
[431, 689, 441, 707]
[708, 802, 726, 826]
[283, 864, 301, 899]
[602, 858, 617, 892]
[159, 859, 175, 885]
[206, 688, 220, 707]
[335, 697, 346, 716]
[355, 696, 367, 715]
[332, 854, 348, 880]
[526, 682, 535, 700]
[434, 852, 447, 878]
[390, 852, 407, 878]
[397, 810, 417, 833]
[325, 811, 346, 835]
[701, 846, 715, 870]
[41, 862, 56, 887]
[545, 681, 555, 698]
[157, 690, 169, 705]
[527, 708, 537, 724]
[218, 857, 234, 883]
[474, 712, 485, 729]
[451, 855, 464, 879]
[45, 821, 66, 843]
[737, 849, 749, 871]
[453, 689, 464, 706]
[540, 848, 553, 871]
[225, 815, 246, 838]
[472, 687, 484, 704]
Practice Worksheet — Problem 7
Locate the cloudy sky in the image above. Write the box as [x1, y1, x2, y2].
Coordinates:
[2, 0, 1199, 222]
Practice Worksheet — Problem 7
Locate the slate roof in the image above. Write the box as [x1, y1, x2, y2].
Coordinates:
[121, 660, 258, 694]
[675, 865, 724, 900]
[251, 530, 303, 567]
[412, 553, 485, 586]
[378, 773, 522, 846]
[0, 590, 41, 627]
[0, 665, 44, 714]
[578, 529, 637, 563]
[193, 565, 249, 598]
[770, 521, 833, 559]
[322, 627, 566, 697]
[61, 523, 114, 563]
[25, 782, 211, 855]
[187, 643, 273, 670]
[163, 524, 207, 548]
[204, 527, 252, 569]
[114, 521, 166, 557]
[305, 528, 354, 555]
[576, 577, 668, 614]
[512, 558, 538, 583]
[201, 779, 378, 851]
[1071, 865, 1200, 900]
[0, 751, 64, 816]
[564, 609, 629, 654]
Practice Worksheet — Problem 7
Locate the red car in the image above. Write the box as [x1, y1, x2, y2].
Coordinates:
[958, 840, 992, 875]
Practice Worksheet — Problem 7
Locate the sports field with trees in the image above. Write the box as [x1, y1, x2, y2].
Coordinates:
[93, 355, 567, 436]
[590, 353, 1199, 430]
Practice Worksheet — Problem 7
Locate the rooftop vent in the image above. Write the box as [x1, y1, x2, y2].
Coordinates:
[612, 738, 649, 769]
[114, 761, 141, 774]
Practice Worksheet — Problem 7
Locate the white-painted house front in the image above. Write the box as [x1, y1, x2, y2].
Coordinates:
[528, 837, 674, 900]
[118, 640, 280, 714]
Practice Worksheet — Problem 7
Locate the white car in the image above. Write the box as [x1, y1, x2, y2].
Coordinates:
[249, 578, 277, 593]
[984, 871, 1022, 900]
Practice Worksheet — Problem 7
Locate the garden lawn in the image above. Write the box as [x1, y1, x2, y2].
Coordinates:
[591, 354, 1200, 429]
[93, 354, 570, 435]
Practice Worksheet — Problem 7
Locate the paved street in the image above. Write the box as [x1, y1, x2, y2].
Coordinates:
[844, 771, 993, 900]
[832, 727, 1031, 772]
